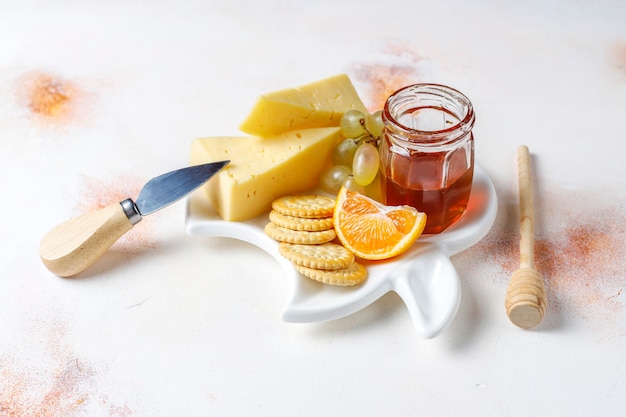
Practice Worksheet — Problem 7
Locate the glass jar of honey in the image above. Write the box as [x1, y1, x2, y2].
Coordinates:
[380, 84, 475, 234]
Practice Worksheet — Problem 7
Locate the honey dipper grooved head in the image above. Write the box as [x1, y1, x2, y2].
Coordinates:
[505, 268, 546, 329]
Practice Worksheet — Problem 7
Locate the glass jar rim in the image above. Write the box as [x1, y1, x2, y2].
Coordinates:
[383, 83, 475, 138]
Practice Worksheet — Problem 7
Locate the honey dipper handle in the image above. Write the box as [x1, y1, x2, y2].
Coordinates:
[517, 145, 534, 269]
[505, 146, 547, 329]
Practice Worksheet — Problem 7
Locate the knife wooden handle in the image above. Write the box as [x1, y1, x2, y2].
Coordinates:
[39, 202, 135, 277]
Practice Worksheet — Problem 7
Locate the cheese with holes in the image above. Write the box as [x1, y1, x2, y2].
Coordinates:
[191, 127, 341, 221]
[239, 74, 368, 137]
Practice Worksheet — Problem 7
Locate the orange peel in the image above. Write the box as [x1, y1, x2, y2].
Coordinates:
[333, 186, 426, 260]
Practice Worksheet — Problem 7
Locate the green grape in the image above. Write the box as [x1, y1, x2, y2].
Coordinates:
[320, 165, 352, 194]
[352, 142, 380, 186]
[332, 138, 358, 167]
[369, 110, 384, 138]
[343, 175, 366, 194]
[340, 110, 367, 138]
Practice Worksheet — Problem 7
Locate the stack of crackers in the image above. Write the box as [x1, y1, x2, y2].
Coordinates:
[264, 194, 367, 286]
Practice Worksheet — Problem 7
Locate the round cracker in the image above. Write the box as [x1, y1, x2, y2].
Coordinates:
[264, 222, 336, 245]
[278, 242, 355, 270]
[295, 262, 367, 286]
[269, 210, 334, 231]
[271, 194, 335, 219]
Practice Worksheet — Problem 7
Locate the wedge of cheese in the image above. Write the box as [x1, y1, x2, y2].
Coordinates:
[239, 74, 368, 137]
[191, 127, 341, 221]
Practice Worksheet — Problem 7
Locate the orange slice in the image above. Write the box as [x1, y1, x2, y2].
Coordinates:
[333, 186, 427, 260]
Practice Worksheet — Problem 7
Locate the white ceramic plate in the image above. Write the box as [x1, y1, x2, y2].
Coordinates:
[186, 165, 497, 338]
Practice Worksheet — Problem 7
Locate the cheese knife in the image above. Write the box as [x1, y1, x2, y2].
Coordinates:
[39, 160, 229, 277]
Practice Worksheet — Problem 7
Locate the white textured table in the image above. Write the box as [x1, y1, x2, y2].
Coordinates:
[1, 1, 625, 416]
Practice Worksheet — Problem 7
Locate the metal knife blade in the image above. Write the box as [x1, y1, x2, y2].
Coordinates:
[135, 160, 229, 217]
[39, 160, 229, 277]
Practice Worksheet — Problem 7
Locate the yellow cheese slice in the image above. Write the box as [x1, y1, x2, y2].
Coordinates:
[239, 74, 368, 137]
[191, 127, 341, 221]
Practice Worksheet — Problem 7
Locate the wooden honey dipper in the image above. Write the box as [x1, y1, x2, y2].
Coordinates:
[505, 145, 547, 329]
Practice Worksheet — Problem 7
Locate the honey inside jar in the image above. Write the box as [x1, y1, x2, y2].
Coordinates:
[380, 84, 475, 234]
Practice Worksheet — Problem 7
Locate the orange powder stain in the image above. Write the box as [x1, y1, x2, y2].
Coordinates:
[76, 174, 161, 253]
[610, 40, 626, 79]
[0, 359, 92, 416]
[463, 189, 626, 328]
[351, 41, 427, 112]
[0, 359, 132, 417]
[0, 323, 132, 416]
[15, 71, 86, 125]
[354, 63, 424, 112]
